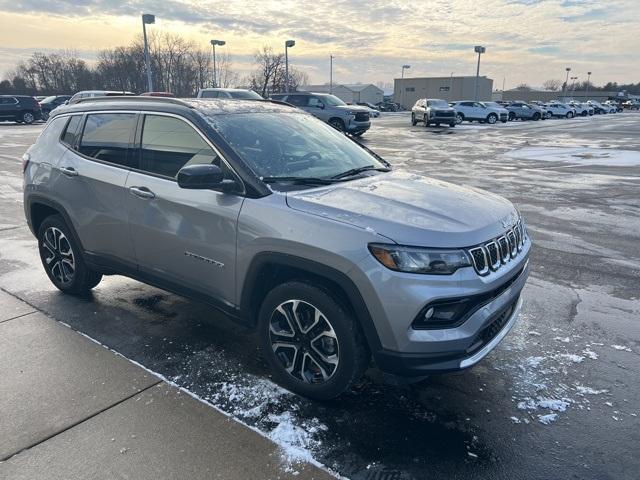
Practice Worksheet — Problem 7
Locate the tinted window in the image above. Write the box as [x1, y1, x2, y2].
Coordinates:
[228, 90, 262, 99]
[140, 115, 221, 179]
[201, 90, 219, 98]
[78, 113, 136, 166]
[61, 115, 83, 148]
[0, 97, 17, 105]
[285, 95, 307, 106]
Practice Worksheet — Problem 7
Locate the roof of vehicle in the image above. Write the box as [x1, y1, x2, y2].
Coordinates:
[198, 88, 254, 92]
[0, 94, 37, 99]
[50, 96, 298, 118]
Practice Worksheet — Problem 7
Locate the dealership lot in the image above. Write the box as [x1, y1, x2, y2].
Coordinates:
[0, 113, 639, 479]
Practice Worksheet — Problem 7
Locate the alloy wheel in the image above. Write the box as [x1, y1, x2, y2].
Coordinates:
[269, 299, 339, 384]
[41, 226, 76, 286]
[23, 112, 35, 124]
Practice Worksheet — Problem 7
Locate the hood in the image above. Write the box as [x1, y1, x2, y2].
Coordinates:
[286, 171, 518, 247]
[334, 104, 370, 113]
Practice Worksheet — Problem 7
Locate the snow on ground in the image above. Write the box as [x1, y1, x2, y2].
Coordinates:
[505, 146, 640, 166]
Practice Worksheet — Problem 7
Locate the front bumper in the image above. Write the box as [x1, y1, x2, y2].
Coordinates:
[345, 119, 371, 133]
[352, 240, 530, 377]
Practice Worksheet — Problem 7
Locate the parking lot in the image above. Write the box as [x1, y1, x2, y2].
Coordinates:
[1, 112, 639, 479]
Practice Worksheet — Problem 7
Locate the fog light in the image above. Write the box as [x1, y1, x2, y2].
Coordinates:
[424, 307, 435, 319]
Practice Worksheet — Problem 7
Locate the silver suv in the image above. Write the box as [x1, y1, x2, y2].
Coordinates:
[23, 96, 530, 399]
[270, 92, 371, 136]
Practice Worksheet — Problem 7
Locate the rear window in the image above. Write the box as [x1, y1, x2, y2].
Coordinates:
[78, 113, 136, 167]
[61, 115, 83, 148]
[200, 91, 219, 98]
[228, 90, 262, 100]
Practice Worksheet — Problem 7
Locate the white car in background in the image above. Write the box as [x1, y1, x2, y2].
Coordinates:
[544, 102, 576, 119]
[450, 101, 508, 124]
[603, 101, 623, 112]
[568, 102, 594, 116]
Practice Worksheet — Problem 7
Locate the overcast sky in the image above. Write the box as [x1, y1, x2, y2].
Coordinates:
[0, 0, 638, 89]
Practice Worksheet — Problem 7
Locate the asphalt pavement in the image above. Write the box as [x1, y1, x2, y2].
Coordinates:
[0, 113, 638, 480]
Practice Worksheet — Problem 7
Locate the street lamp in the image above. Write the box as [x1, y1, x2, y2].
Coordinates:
[570, 76, 578, 91]
[400, 64, 410, 108]
[285, 39, 295, 93]
[210, 39, 226, 88]
[474, 46, 486, 101]
[141, 13, 155, 92]
[587, 71, 592, 94]
[449, 72, 454, 101]
[329, 54, 335, 94]
[563, 67, 571, 95]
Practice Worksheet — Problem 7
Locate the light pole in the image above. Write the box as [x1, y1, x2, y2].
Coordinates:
[571, 76, 578, 91]
[285, 40, 295, 93]
[329, 54, 334, 94]
[586, 71, 592, 94]
[210, 39, 225, 88]
[474, 46, 486, 101]
[400, 64, 410, 109]
[563, 67, 571, 96]
[141, 13, 155, 92]
[449, 72, 454, 101]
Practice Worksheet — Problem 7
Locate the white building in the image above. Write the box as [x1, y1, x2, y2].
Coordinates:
[298, 84, 384, 105]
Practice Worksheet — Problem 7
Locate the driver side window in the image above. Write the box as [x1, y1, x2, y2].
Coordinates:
[307, 97, 323, 108]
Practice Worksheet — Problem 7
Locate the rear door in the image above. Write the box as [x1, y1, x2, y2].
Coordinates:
[125, 113, 243, 305]
[0, 97, 18, 119]
[52, 112, 137, 265]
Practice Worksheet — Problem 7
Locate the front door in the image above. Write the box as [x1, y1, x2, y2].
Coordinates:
[125, 113, 243, 306]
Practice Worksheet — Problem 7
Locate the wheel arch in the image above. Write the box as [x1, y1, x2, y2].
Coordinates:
[240, 252, 382, 352]
[26, 195, 85, 253]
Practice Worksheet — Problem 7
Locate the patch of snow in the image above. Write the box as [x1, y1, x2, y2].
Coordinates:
[611, 345, 633, 352]
[510, 416, 522, 424]
[505, 146, 640, 167]
[554, 336, 571, 343]
[538, 413, 558, 425]
[537, 398, 571, 412]
[525, 356, 545, 368]
[556, 353, 584, 363]
[575, 385, 608, 395]
[581, 349, 599, 360]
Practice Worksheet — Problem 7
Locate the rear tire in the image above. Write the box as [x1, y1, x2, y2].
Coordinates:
[532, 112, 541, 121]
[423, 115, 429, 127]
[566, 111, 574, 119]
[455, 113, 464, 124]
[411, 113, 417, 126]
[37, 215, 102, 294]
[258, 281, 369, 400]
[582, 111, 588, 117]
[508, 112, 516, 121]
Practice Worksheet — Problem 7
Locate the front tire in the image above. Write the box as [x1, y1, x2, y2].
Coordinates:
[328, 118, 345, 131]
[532, 112, 541, 121]
[486, 113, 497, 124]
[258, 281, 369, 400]
[21, 111, 35, 124]
[411, 113, 417, 126]
[455, 113, 464, 125]
[566, 111, 574, 119]
[37, 215, 102, 294]
[508, 111, 516, 121]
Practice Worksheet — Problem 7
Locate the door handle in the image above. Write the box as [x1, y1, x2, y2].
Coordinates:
[129, 186, 155, 199]
[59, 166, 78, 177]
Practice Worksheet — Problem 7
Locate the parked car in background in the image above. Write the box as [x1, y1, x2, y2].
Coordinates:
[69, 90, 136, 104]
[587, 100, 609, 114]
[376, 101, 399, 112]
[0, 95, 43, 124]
[568, 102, 594, 116]
[544, 102, 575, 119]
[411, 99, 456, 127]
[603, 101, 623, 113]
[271, 92, 371, 136]
[622, 100, 640, 110]
[39, 95, 71, 120]
[196, 88, 262, 100]
[356, 102, 380, 117]
[141, 92, 175, 97]
[504, 102, 544, 121]
[450, 101, 508, 124]
[25, 96, 530, 399]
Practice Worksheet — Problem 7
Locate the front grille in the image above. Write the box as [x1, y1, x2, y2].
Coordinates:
[468, 221, 527, 276]
[435, 110, 455, 117]
[355, 112, 370, 122]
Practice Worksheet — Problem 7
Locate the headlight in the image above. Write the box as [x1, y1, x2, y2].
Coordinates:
[368, 244, 471, 275]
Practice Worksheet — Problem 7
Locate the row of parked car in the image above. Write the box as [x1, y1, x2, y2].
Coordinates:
[410, 98, 630, 127]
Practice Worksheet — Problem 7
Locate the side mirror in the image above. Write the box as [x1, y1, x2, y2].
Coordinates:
[177, 164, 234, 191]
[64, 100, 69, 105]
[317, 102, 325, 109]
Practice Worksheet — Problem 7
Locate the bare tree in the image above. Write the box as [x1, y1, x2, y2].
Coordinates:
[542, 79, 562, 91]
[248, 45, 308, 96]
[515, 83, 532, 91]
[216, 52, 240, 88]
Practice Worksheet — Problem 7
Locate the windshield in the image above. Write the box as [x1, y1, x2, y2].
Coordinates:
[427, 100, 449, 107]
[483, 102, 501, 108]
[206, 112, 386, 182]
[321, 95, 346, 106]
[229, 90, 262, 99]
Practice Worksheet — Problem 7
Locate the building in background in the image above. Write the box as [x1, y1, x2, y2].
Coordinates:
[393, 76, 494, 107]
[298, 83, 384, 105]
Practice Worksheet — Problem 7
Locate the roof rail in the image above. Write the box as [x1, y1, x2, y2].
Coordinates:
[73, 95, 193, 107]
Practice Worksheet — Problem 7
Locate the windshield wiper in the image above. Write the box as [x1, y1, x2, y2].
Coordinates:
[261, 176, 337, 185]
[331, 165, 391, 180]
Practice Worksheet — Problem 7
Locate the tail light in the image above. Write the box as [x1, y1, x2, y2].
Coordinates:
[22, 152, 30, 173]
